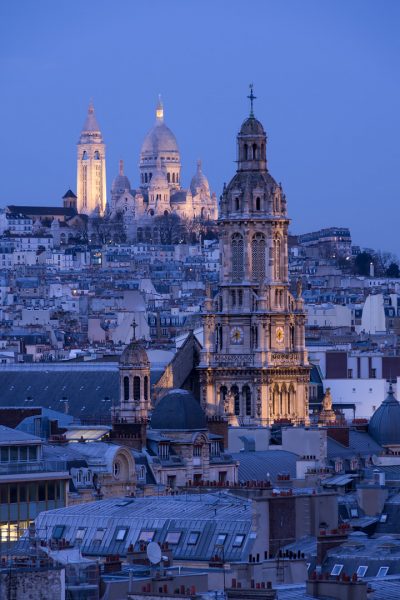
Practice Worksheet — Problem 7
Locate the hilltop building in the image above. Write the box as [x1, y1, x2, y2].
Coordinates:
[108, 97, 218, 241]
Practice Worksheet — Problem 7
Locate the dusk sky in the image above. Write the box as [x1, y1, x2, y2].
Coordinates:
[1, 1, 399, 253]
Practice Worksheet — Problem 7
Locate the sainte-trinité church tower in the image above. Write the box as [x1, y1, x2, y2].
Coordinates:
[199, 88, 310, 426]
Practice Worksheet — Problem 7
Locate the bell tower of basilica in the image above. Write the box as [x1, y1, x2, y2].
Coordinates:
[199, 89, 310, 426]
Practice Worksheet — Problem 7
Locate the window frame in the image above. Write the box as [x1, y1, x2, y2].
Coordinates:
[115, 527, 128, 542]
[377, 566, 389, 577]
[330, 564, 343, 576]
[187, 531, 200, 545]
[52, 525, 65, 540]
[139, 530, 155, 542]
[232, 534, 245, 548]
[165, 531, 181, 545]
[356, 565, 368, 577]
[216, 533, 227, 546]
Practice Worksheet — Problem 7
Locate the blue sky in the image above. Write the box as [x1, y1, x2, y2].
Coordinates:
[0, 1, 399, 252]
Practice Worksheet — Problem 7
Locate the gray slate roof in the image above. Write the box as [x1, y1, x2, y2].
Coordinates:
[0, 364, 162, 419]
[231, 450, 298, 482]
[34, 492, 254, 562]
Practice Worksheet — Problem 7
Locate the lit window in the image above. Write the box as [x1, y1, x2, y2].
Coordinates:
[187, 532, 200, 545]
[377, 566, 389, 577]
[115, 528, 128, 542]
[357, 565, 368, 577]
[75, 527, 86, 541]
[139, 530, 155, 542]
[233, 534, 245, 548]
[94, 528, 105, 541]
[52, 525, 65, 540]
[216, 534, 227, 545]
[330, 564, 343, 576]
[166, 531, 181, 544]
[350, 508, 358, 518]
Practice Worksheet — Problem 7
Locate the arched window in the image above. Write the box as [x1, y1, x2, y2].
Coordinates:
[144, 376, 149, 401]
[235, 197, 240, 212]
[216, 324, 223, 351]
[272, 385, 279, 415]
[232, 233, 244, 281]
[243, 385, 252, 416]
[123, 376, 129, 401]
[244, 144, 248, 160]
[144, 173, 148, 183]
[167, 173, 170, 183]
[288, 385, 295, 415]
[290, 325, 295, 350]
[274, 236, 281, 280]
[164, 210, 169, 216]
[172, 173, 176, 183]
[220, 386, 227, 407]
[94, 150, 100, 160]
[252, 143, 257, 159]
[231, 290, 236, 307]
[281, 384, 287, 414]
[137, 228, 143, 242]
[232, 385, 240, 415]
[252, 233, 266, 280]
[133, 376, 141, 401]
[256, 197, 261, 211]
[149, 173, 152, 181]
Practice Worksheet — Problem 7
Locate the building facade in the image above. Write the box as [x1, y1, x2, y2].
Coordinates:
[199, 100, 310, 425]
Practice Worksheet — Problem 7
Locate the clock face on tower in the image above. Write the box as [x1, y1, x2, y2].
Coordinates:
[276, 326, 284, 344]
[230, 326, 244, 345]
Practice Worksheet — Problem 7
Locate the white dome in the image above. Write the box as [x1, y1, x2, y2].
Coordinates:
[111, 160, 131, 194]
[141, 122, 179, 157]
[190, 160, 210, 195]
[112, 174, 131, 194]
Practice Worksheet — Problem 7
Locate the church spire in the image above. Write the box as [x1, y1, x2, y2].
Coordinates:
[156, 95, 164, 123]
[119, 159, 124, 176]
[247, 83, 257, 118]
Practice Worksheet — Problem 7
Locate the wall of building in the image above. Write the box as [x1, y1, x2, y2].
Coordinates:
[0, 567, 65, 599]
[324, 378, 386, 418]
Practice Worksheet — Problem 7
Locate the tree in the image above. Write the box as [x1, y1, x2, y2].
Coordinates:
[386, 262, 400, 278]
[353, 252, 374, 276]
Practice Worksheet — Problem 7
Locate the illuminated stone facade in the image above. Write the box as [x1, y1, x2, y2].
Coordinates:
[199, 105, 310, 426]
[76, 102, 107, 216]
[109, 98, 218, 239]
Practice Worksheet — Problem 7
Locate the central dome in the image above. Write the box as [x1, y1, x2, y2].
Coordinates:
[141, 123, 179, 157]
[150, 389, 207, 430]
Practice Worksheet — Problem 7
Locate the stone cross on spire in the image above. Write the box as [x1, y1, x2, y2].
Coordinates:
[119, 159, 124, 176]
[247, 84, 256, 118]
[131, 318, 138, 341]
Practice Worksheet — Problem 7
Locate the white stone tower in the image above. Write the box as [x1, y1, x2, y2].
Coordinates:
[198, 88, 310, 426]
[76, 101, 107, 215]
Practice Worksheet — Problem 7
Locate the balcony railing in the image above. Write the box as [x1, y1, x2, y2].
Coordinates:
[0, 460, 68, 476]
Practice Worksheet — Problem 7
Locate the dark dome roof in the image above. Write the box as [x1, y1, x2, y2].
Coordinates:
[150, 389, 206, 430]
[239, 116, 265, 136]
[369, 385, 400, 446]
[119, 340, 149, 367]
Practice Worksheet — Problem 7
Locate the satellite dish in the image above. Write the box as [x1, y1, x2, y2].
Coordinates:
[147, 541, 162, 564]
